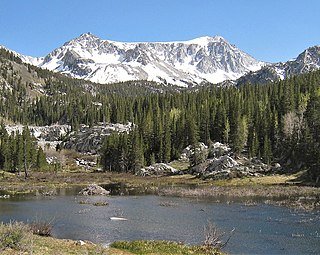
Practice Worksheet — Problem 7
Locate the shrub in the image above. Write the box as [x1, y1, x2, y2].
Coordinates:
[29, 221, 52, 237]
[0, 222, 31, 251]
[204, 220, 234, 250]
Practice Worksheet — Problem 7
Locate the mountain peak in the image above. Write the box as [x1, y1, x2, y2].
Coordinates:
[61, 32, 102, 50]
[64, 32, 101, 46]
[34, 34, 265, 86]
[185, 35, 227, 46]
[75, 32, 100, 40]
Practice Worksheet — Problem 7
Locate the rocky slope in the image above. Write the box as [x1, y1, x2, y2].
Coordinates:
[5, 122, 132, 154]
[5, 124, 71, 150]
[21, 33, 264, 87]
[237, 45, 320, 85]
[136, 142, 281, 180]
[62, 122, 132, 153]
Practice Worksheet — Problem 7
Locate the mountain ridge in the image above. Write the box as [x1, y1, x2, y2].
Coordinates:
[237, 45, 320, 86]
[3, 34, 320, 87]
[14, 33, 265, 87]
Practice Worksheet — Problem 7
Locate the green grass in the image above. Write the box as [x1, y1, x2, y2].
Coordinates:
[168, 160, 190, 171]
[111, 240, 223, 255]
[0, 222, 109, 255]
[0, 223, 224, 255]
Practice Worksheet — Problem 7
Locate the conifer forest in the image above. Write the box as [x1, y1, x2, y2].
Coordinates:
[0, 47, 319, 181]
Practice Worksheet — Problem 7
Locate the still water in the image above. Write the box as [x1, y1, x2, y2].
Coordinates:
[0, 189, 319, 254]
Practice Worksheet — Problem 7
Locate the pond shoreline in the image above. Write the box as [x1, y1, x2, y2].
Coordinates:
[158, 185, 320, 211]
[0, 171, 319, 211]
[1, 177, 319, 255]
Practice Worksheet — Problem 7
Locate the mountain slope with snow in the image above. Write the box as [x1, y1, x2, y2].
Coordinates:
[31, 33, 265, 87]
[237, 45, 320, 85]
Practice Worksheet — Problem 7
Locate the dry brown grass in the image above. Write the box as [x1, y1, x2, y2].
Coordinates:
[159, 184, 320, 211]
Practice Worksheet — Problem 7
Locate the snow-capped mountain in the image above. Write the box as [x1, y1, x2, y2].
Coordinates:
[237, 45, 320, 86]
[24, 33, 264, 87]
[0, 45, 43, 66]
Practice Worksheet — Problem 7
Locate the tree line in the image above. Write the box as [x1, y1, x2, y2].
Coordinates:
[0, 123, 47, 177]
[0, 47, 319, 181]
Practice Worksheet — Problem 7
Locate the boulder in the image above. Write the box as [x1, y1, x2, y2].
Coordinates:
[137, 163, 178, 176]
[190, 155, 238, 178]
[271, 162, 282, 172]
[191, 154, 275, 180]
[179, 142, 208, 162]
[79, 184, 110, 195]
[200, 156, 239, 179]
[208, 142, 231, 158]
[206, 155, 238, 172]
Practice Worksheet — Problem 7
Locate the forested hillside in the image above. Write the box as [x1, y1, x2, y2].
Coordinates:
[100, 71, 320, 182]
[0, 47, 319, 182]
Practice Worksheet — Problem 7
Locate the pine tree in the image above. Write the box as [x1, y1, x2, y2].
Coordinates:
[128, 129, 144, 173]
[232, 115, 248, 156]
[36, 147, 47, 170]
[248, 129, 259, 158]
[162, 115, 171, 163]
[185, 115, 199, 146]
[262, 134, 272, 164]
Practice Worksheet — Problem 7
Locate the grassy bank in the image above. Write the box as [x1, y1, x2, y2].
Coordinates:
[0, 222, 223, 255]
[110, 240, 223, 255]
[0, 222, 109, 255]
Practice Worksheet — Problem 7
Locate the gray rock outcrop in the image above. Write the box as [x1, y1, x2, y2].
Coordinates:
[137, 163, 178, 176]
[62, 122, 132, 153]
[5, 124, 71, 150]
[208, 142, 231, 158]
[180, 142, 208, 162]
[190, 154, 272, 180]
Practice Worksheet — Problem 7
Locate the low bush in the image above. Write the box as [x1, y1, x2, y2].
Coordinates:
[29, 221, 52, 236]
[0, 222, 31, 251]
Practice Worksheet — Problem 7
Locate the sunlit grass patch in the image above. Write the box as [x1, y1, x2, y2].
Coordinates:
[168, 160, 190, 171]
[211, 174, 299, 186]
[111, 240, 223, 255]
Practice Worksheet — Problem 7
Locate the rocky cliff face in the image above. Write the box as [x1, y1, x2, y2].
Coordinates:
[5, 122, 132, 154]
[61, 122, 132, 154]
[5, 124, 71, 150]
[35, 33, 264, 87]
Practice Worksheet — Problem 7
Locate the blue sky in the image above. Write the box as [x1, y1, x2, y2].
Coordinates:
[1, 0, 319, 62]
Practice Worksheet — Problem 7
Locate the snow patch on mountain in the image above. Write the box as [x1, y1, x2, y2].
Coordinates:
[236, 45, 320, 86]
[34, 33, 265, 87]
[0, 45, 43, 66]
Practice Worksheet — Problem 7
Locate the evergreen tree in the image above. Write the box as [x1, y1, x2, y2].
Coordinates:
[36, 147, 48, 170]
[185, 115, 199, 146]
[262, 134, 272, 164]
[162, 114, 171, 163]
[128, 129, 144, 173]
